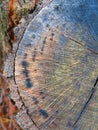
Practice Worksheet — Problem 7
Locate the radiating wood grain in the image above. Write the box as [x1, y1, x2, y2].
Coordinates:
[8, 0, 98, 129]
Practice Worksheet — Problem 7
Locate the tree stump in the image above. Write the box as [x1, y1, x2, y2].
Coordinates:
[4, 0, 98, 129]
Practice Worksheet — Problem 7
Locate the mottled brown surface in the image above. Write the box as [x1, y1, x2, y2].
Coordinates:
[0, 74, 21, 130]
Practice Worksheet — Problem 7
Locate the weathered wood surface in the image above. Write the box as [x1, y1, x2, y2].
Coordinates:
[4, 0, 98, 129]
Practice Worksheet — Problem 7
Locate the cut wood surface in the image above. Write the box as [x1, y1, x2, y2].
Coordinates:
[4, 0, 98, 129]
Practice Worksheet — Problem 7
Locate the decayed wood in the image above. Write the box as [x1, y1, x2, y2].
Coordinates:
[8, 0, 38, 45]
[0, 74, 22, 130]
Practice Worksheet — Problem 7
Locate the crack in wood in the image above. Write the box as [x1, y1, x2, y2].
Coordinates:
[62, 32, 98, 55]
[11, 3, 45, 130]
[10, 1, 98, 129]
[69, 37, 98, 55]
[73, 77, 98, 127]
[11, 1, 54, 129]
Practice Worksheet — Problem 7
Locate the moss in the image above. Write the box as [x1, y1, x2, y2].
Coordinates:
[0, 1, 11, 72]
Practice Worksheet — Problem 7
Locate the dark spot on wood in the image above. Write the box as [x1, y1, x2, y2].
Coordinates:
[40, 91, 44, 95]
[24, 53, 28, 59]
[43, 39, 46, 44]
[41, 45, 45, 54]
[42, 96, 45, 99]
[54, 6, 60, 12]
[25, 78, 33, 88]
[41, 45, 44, 52]
[54, 5, 63, 13]
[22, 69, 29, 77]
[34, 69, 37, 72]
[56, 110, 59, 113]
[26, 44, 32, 47]
[31, 34, 36, 39]
[50, 38, 53, 41]
[51, 33, 55, 36]
[46, 24, 50, 27]
[21, 61, 29, 67]
[32, 48, 37, 61]
[32, 97, 39, 104]
[39, 109, 49, 118]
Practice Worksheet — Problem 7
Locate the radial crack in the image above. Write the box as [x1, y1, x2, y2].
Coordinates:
[73, 77, 98, 127]
[68, 37, 98, 55]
